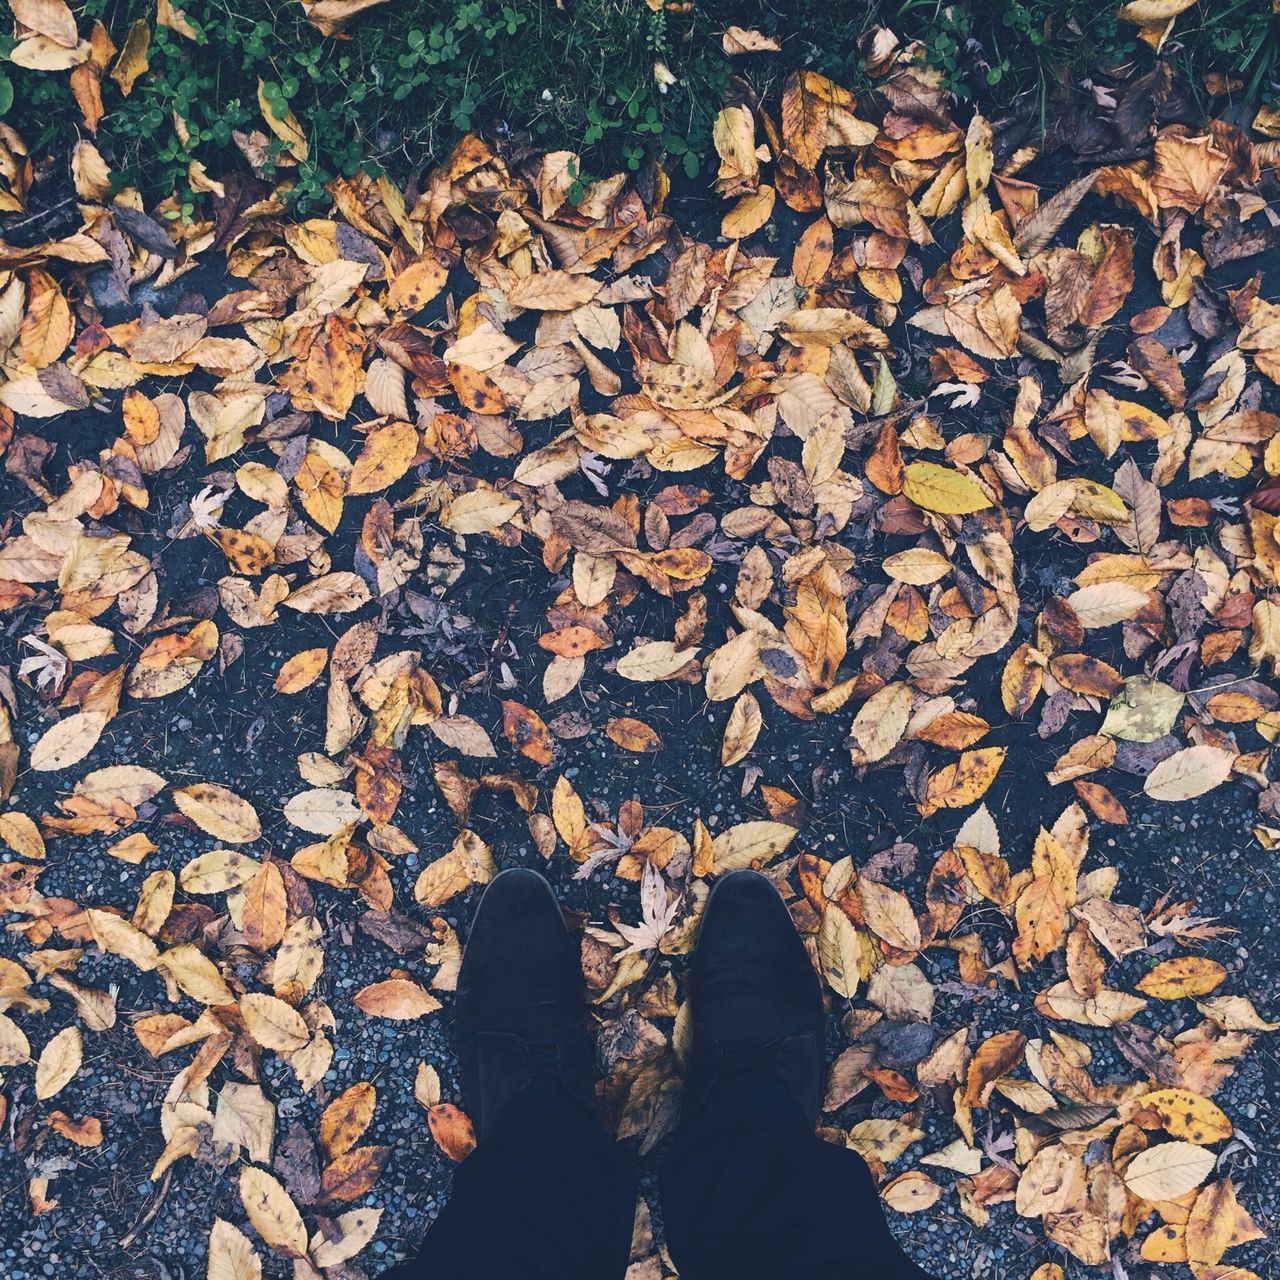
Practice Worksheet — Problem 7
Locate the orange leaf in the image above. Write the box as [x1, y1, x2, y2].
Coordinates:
[427, 1103, 477, 1162]
[605, 716, 661, 753]
[273, 648, 328, 694]
[538, 625, 607, 658]
[500, 700, 554, 765]
[320, 1081, 376, 1160]
[792, 215, 833, 287]
[448, 361, 509, 415]
[45, 1111, 103, 1147]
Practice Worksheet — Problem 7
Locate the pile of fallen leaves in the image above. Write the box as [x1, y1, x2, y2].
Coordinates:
[2, 3, 1280, 1277]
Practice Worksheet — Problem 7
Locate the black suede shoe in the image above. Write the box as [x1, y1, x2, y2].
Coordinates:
[454, 867, 597, 1139]
[683, 869, 825, 1124]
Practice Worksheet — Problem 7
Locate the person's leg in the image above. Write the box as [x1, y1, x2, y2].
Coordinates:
[660, 871, 934, 1280]
[386, 1077, 635, 1279]
[379, 868, 636, 1280]
[661, 1071, 934, 1278]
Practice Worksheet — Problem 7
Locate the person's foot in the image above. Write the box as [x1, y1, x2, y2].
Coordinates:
[453, 867, 597, 1139]
[683, 869, 826, 1123]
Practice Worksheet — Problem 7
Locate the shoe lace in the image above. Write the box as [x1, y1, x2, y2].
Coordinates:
[703, 1034, 790, 1077]
[455, 1030, 569, 1080]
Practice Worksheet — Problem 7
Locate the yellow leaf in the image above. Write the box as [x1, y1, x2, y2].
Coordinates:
[781, 69, 832, 170]
[552, 775, 590, 857]
[240, 992, 310, 1052]
[881, 1170, 943, 1213]
[347, 421, 418, 494]
[919, 746, 1005, 817]
[721, 185, 775, 240]
[386, 255, 448, 311]
[722, 25, 781, 54]
[709, 819, 796, 874]
[273, 648, 328, 694]
[30, 710, 108, 772]
[280, 313, 363, 419]
[1065, 581, 1148, 629]
[352, 977, 442, 1020]
[818, 905, 861, 998]
[440, 489, 521, 535]
[1124, 1141, 1216, 1202]
[507, 271, 601, 311]
[11, 0, 79, 48]
[157, 0, 201, 40]
[616, 641, 699, 682]
[35, 1025, 81, 1099]
[1029, 1263, 1065, 1280]
[849, 681, 911, 763]
[859, 876, 921, 952]
[882, 548, 952, 585]
[173, 783, 261, 844]
[179, 849, 260, 894]
[792, 215, 834, 287]
[704, 630, 764, 701]
[242, 861, 286, 952]
[1117, 0, 1196, 21]
[413, 828, 494, 906]
[1136, 955, 1227, 1000]
[712, 105, 758, 193]
[309, 1206, 383, 1268]
[159, 943, 235, 1005]
[301, 0, 392, 37]
[71, 139, 112, 200]
[239, 1166, 308, 1258]
[9, 33, 90, 70]
[1133, 1087, 1232, 1145]
[282, 572, 370, 615]
[720, 692, 762, 766]
[320, 1081, 376, 1159]
[1143, 745, 1235, 801]
[0, 811, 45, 860]
[86, 908, 159, 971]
[208, 1218, 262, 1280]
[0, 1012, 32, 1067]
[1195, 995, 1280, 1031]
[605, 716, 661, 753]
[901, 462, 992, 514]
[965, 113, 993, 199]
[256, 78, 308, 160]
[1011, 873, 1067, 968]
[848, 1116, 925, 1162]
[109, 19, 149, 96]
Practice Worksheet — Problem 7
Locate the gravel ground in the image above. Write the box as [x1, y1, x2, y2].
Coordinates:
[2, 166, 1279, 1280]
[2, 659, 1275, 1279]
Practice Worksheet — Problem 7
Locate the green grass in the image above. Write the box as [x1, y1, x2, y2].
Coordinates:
[0, 0, 1275, 215]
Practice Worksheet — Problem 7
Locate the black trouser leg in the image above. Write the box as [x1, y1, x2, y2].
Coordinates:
[659, 1072, 936, 1280]
[379, 1078, 636, 1280]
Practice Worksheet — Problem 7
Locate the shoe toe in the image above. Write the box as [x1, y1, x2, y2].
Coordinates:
[694, 870, 822, 1036]
[457, 868, 583, 1038]
[466, 868, 566, 950]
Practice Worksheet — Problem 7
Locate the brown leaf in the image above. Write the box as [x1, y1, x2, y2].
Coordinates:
[318, 1144, 391, 1204]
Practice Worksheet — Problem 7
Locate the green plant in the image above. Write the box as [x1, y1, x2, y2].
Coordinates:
[0, 0, 1273, 216]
